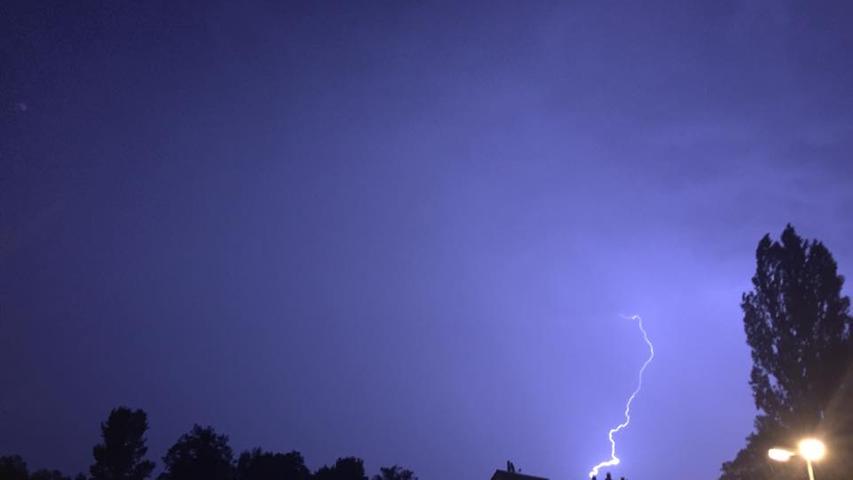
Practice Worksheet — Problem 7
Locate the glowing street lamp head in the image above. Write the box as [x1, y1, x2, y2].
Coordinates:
[768, 448, 794, 462]
[798, 438, 826, 462]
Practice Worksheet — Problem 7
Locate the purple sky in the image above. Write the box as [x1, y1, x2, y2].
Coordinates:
[2, 2, 853, 479]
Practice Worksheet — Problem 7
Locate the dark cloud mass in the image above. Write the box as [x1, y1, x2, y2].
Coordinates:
[1, 2, 852, 480]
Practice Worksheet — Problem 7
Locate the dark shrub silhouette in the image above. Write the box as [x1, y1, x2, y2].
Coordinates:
[372, 466, 416, 480]
[235, 449, 309, 480]
[0, 455, 28, 480]
[159, 425, 234, 480]
[30, 470, 72, 480]
[314, 458, 367, 480]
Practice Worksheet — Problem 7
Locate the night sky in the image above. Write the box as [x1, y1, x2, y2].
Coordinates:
[3, 2, 853, 480]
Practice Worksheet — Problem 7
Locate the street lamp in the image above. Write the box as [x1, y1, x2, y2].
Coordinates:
[768, 438, 827, 480]
[768, 448, 794, 462]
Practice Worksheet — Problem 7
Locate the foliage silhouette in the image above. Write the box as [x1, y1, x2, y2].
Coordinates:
[90, 407, 155, 480]
[159, 425, 234, 480]
[235, 449, 310, 480]
[2, 413, 418, 480]
[371, 466, 416, 480]
[0, 455, 28, 480]
[720, 225, 853, 480]
[30, 470, 74, 480]
[314, 458, 367, 480]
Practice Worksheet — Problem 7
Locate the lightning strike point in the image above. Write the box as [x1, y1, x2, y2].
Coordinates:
[587, 314, 655, 479]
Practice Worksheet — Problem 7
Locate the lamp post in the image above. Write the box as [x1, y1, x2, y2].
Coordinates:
[767, 438, 826, 480]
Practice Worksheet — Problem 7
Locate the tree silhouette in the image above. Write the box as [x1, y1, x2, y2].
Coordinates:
[30, 470, 74, 480]
[159, 425, 234, 480]
[721, 225, 853, 480]
[0, 455, 28, 480]
[235, 449, 309, 480]
[314, 458, 367, 480]
[90, 407, 155, 480]
[2, 409, 426, 480]
[371, 466, 416, 480]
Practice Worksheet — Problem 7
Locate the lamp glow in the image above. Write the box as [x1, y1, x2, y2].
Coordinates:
[768, 448, 794, 462]
[798, 438, 826, 462]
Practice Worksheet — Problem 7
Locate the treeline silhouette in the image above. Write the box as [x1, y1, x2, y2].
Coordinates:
[0, 407, 416, 480]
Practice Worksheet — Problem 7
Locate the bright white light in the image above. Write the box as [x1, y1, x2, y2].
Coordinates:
[768, 448, 794, 462]
[587, 315, 655, 479]
[798, 438, 826, 462]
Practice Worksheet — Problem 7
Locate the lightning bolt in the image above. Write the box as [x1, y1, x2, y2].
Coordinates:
[587, 314, 655, 479]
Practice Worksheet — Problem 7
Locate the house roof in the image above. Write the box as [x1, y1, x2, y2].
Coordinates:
[490, 469, 549, 480]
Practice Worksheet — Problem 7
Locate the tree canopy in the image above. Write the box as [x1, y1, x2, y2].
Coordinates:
[90, 407, 155, 480]
[371, 466, 416, 480]
[235, 449, 310, 480]
[159, 425, 234, 480]
[0, 455, 29, 480]
[314, 458, 367, 480]
[721, 225, 853, 480]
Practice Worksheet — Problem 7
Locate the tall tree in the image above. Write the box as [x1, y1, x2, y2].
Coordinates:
[314, 458, 367, 480]
[721, 225, 852, 480]
[90, 407, 155, 480]
[235, 449, 309, 480]
[159, 425, 234, 480]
